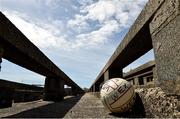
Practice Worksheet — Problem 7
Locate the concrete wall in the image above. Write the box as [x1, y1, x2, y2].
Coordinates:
[150, 0, 180, 95]
[0, 80, 43, 108]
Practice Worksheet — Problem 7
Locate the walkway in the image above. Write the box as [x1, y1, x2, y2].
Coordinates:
[0, 93, 115, 118]
[0, 93, 145, 118]
[64, 93, 116, 118]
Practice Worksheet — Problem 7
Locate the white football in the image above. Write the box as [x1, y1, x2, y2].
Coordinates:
[100, 78, 136, 113]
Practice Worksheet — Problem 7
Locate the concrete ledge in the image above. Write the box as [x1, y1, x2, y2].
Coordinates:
[123, 61, 155, 78]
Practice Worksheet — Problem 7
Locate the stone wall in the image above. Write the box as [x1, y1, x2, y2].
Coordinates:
[136, 87, 180, 118]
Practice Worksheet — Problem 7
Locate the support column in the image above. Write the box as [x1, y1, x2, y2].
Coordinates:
[93, 85, 96, 92]
[150, 0, 180, 95]
[130, 79, 134, 85]
[104, 70, 109, 82]
[132, 79, 135, 85]
[104, 68, 123, 82]
[143, 77, 147, 85]
[94, 83, 100, 92]
[134, 77, 139, 86]
[71, 87, 80, 96]
[43, 77, 64, 101]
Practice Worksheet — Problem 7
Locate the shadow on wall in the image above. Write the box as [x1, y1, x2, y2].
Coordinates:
[5, 94, 84, 118]
[110, 93, 145, 118]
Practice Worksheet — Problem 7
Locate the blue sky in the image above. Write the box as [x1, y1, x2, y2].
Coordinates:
[0, 0, 154, 88]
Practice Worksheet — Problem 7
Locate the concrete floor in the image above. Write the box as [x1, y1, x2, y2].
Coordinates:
[0, 93, 145, 118]
[64, 93, 116, 118]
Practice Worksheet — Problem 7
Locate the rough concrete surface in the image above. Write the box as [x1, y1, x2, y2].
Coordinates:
[151, 13, 180, 95]
[136, 87, 180, 118]
[64, 93, 116, 118]
[0, 100, 51, 117]
[0, 95, 82, 118]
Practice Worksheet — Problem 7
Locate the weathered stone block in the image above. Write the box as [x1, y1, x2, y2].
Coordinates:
[136, 87, 180, 118]
[150, 0, 180, 35]
[150, 0, 180, 95]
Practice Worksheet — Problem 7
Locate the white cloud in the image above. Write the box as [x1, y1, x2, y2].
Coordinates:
[78, 0, 94, 7]
[83, 1, 116, 23]
[3, 11, 72, 50]
[75, 0, 148, 25]
[74, 20, 119, 48]
[68, 0, 148, 47]
[2, 0, 148, 51]
[44, 0, 58, 7]
[67, 14, 88, 33]
[4, 10, 118, 50]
